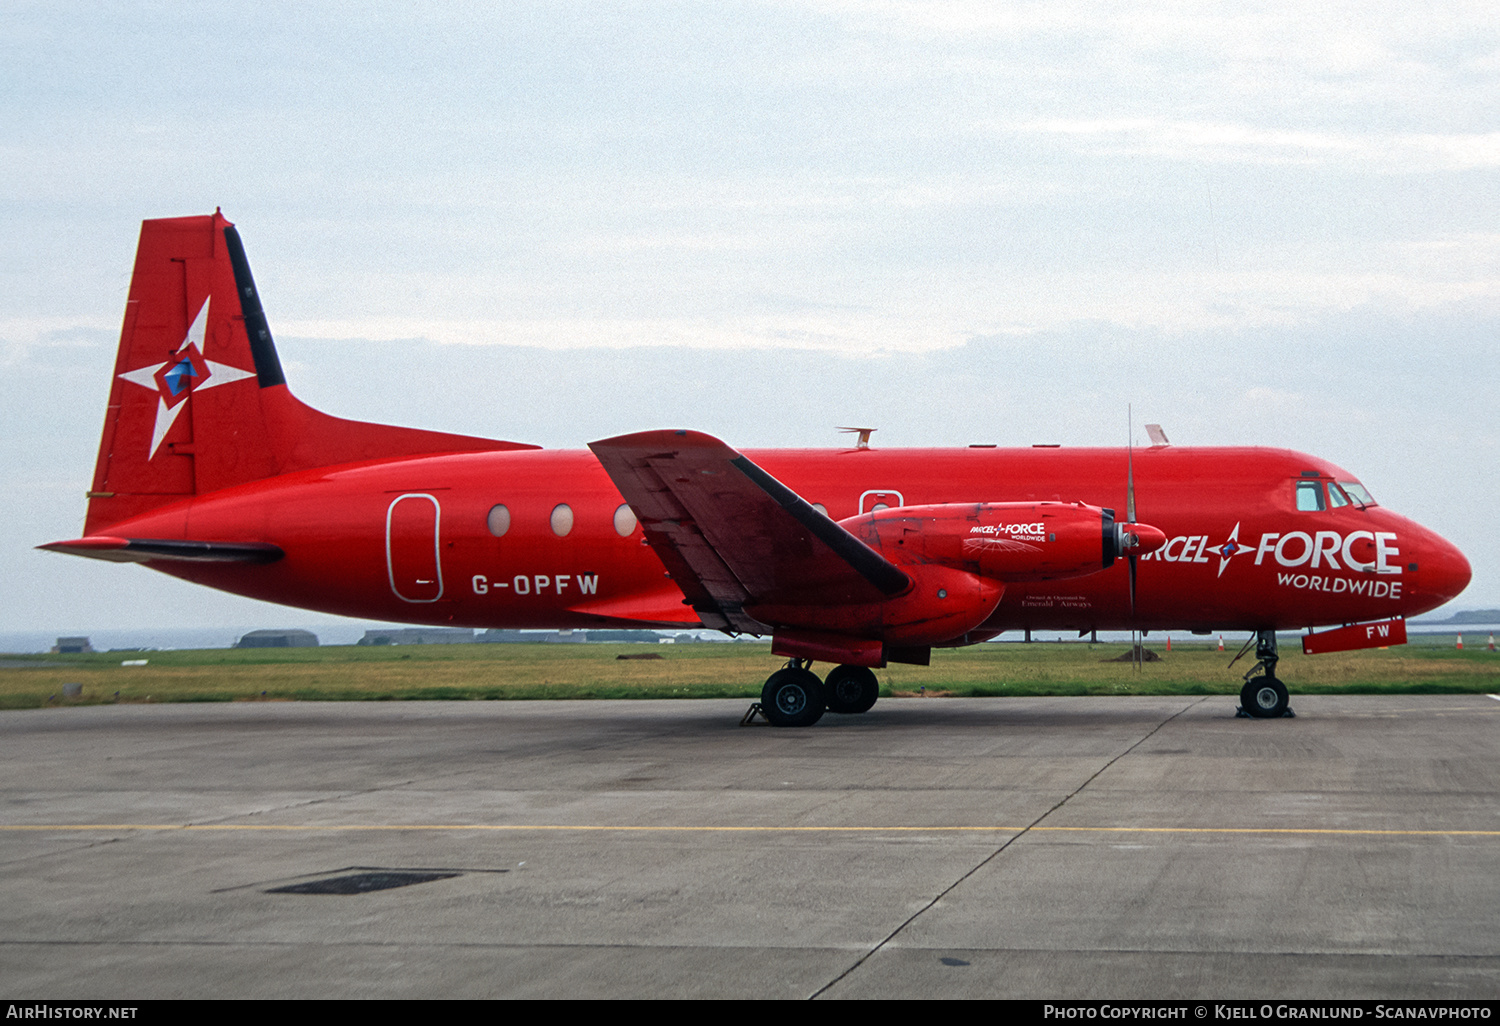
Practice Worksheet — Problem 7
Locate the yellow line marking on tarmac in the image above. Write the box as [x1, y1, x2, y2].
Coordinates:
[3, 824, 1498, 836]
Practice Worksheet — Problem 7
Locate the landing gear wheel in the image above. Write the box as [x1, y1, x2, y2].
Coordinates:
[761, 668, 826, 727]
[824, 664, 879, 714]
[1240, 676, 1289, 719]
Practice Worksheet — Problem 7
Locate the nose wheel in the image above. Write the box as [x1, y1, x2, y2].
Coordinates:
[1240, 676, 1289, 718]
[1235, 629, 1295, 719]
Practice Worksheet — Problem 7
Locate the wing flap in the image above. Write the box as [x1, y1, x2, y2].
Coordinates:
[589, 430, 910, 633]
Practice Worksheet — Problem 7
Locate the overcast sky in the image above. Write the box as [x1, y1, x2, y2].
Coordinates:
[4, 1, 1497, 640]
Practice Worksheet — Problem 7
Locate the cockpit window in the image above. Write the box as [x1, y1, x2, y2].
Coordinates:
[1295, 480, 1325, 512]
[1339, 481, 1376, 507]
[1327, 482, 1350, 508]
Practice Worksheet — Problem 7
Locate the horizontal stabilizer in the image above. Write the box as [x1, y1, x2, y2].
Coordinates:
[38, 536, 284, 564]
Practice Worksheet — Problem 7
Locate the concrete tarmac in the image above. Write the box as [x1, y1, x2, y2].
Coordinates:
[2, 694, 1497, 999]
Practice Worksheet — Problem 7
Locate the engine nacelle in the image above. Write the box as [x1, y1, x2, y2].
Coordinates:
[748, 502, 1163, 665]
[748, 562, 1004, 649]
[842, 501, 1162, 581]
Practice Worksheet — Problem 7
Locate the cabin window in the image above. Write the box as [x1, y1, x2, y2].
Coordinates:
[1295, 481, 1325, 512]
[486, 504, 511, 537]
[811, 503, 828, 516]
[613, 504, 637, 537]
[550, 503, 574, 537]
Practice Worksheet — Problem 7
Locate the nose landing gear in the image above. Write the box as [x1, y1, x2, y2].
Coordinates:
[1236, 629, 1295, 719]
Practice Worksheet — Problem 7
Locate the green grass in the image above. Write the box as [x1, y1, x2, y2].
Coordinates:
[2, 640, 1497, 710]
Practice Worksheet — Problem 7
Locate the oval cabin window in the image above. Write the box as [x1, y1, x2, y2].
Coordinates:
[486, 504, 511, 537]
[550, 503, 574, 537]
[613, 504, 637, 537]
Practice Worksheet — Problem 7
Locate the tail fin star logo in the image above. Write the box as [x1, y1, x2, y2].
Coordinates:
[115, 298, 257, 458]
[152, 344, 210, 405]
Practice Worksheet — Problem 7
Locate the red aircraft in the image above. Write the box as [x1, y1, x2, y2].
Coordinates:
[42, 213, 1471, 725]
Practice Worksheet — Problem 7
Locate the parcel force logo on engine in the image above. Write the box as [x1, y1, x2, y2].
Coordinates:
[970, 523, 1050, 540]
[965, 522, 1054, 555]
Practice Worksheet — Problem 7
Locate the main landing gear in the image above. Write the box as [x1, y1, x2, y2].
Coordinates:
[756, 660, 881, 727]
[1237, 629, 1294, 719]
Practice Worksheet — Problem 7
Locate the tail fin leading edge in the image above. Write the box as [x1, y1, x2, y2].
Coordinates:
[85, 212, 535, 535]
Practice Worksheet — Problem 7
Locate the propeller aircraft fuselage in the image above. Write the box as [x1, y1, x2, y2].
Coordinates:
[42, 214, 1472, 726]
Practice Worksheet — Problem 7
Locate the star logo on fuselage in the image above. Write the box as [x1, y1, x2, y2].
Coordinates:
[1215, 522, 1249, 578]
[115, 298, 257, 458]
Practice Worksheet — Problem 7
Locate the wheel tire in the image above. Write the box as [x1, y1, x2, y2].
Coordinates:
[761, 668, 826, 727]
[1240, 676, 1289, 718]
[824, 664, 879, 714]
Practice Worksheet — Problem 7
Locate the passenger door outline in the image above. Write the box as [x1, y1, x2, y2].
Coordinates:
[386, 493, 444, 602]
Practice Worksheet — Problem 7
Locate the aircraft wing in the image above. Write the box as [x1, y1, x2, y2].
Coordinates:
[588, 430, 910, 633]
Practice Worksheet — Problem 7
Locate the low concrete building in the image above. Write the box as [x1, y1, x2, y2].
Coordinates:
[476, 629, 529, 643]
[358, 628, 475, 645]
[235, 629, 319, 649]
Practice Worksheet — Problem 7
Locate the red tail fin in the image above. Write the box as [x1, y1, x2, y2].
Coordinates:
[85, 212, 535, 535]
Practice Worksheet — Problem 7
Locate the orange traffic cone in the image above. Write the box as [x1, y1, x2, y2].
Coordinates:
[1217, 635, 1224, 651]
[1457, 634, 1464, 650]
[1166, 636, 1172, 653]
[1489, 634, 1495, 652]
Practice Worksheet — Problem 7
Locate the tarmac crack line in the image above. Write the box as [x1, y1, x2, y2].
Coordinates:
[181, 779, 428, 828]
[0, 761, 530, 854]
[0, 781, 427, 859]
[808, 696, 1207, 1000]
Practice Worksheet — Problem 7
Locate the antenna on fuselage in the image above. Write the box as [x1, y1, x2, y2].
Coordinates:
[837, 427, 876, 450]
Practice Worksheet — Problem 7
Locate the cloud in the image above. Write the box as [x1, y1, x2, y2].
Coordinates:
[1001, 119, 1500, 172]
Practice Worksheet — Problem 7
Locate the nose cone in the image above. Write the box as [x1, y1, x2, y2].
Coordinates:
[1421, 530, 1472, 611]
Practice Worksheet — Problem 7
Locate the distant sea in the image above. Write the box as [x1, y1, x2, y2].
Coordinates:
[2, 616, 1492, 655]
